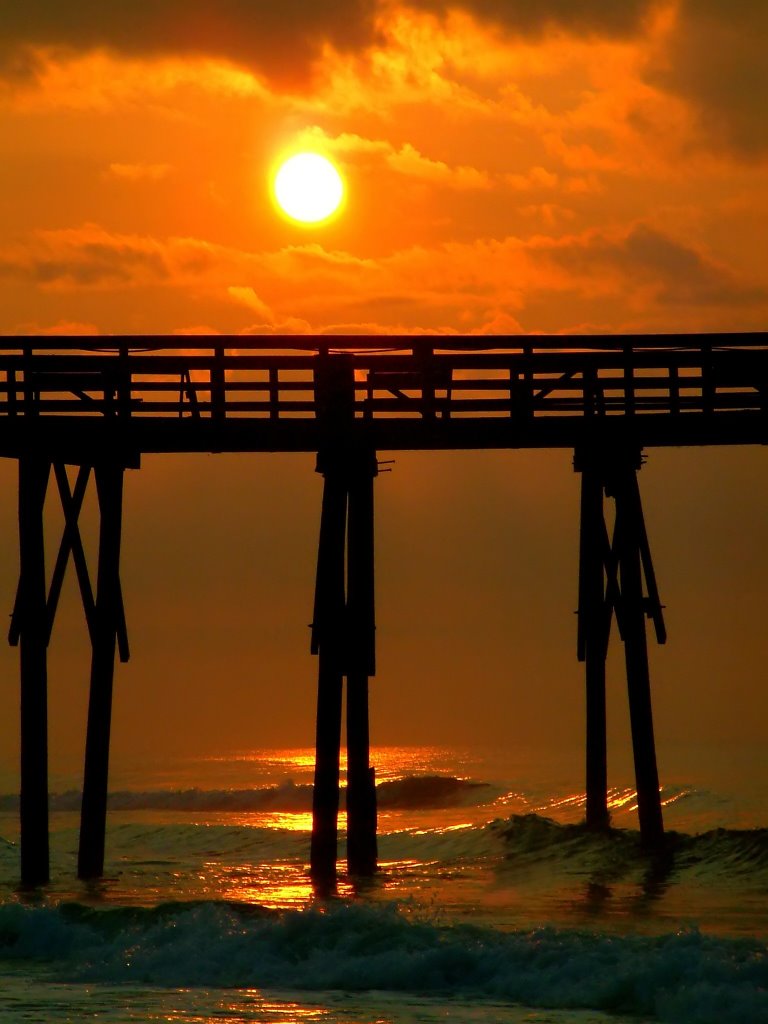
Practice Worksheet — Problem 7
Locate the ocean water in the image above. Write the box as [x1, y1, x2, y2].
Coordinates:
[1, 743, 767, 1024]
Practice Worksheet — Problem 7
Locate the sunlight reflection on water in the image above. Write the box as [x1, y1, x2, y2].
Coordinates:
[0, 976, 633, 1024]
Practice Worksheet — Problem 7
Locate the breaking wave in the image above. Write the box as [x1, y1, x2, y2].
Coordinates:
[0, 774, 494, 814]
[493, 814, 768, 881]
[0, 900, 765, 1023]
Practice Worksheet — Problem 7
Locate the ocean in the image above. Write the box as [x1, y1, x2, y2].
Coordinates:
[1, 742, 767, 1024]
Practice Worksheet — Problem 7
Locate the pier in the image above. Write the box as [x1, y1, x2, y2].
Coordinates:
[2, 332, 767, 886]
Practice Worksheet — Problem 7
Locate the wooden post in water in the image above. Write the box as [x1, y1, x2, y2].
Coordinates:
[609, 455, 664, 846]
[310, 353, 355, 883]
[311, 354, 379, 880]
[78, 463, 125, 879]
[309, 460, 347, 881]
[17, 456, 51, 887]
[576, 451, 610, 830]
[345, 448, 378, 876]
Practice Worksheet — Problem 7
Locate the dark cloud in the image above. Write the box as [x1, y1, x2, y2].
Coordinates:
[546, 224, 767, 308]
[0, 0, 661, 89]
[0, 0, 378, 86]
[2, 1, 763, 157]
[0, 240, 170, 289]
[650, 1, 768, 158]
[408, 0, 656, 38]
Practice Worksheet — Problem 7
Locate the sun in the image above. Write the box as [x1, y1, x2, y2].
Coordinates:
[272, 152, 345, 225]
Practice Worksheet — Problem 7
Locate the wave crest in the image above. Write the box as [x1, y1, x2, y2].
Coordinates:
[0, 900, 765, 1023]
[0, 775, 494, 815]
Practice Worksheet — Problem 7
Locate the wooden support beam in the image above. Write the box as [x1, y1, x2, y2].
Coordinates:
[78, 463, 124, 880]
[116, 581, 130, 663]
[18, 456, 51, 887]
[611, 459, 664, 846]
[309, 466, 347, 882]
[46, 465, 93, 643]
[632, 473, 667, 645]
[345, 450, 378, 876]
[179, 369, 200, 419]
[577, 458, 610, 831]
[601, 518, 625, 642]
[11, 463, 129, 663]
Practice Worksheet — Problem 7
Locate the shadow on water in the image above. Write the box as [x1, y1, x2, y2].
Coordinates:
[569, 840, 677, 920]
[311, 863, 387, 903]
[492, 814, 693, 921]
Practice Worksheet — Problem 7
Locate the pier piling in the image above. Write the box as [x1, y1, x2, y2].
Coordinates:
[310, 463, 347, 881]
[17, 456, 51, 887]
[345, 451, 378, 876]
[311, 354, 379, 880]
[611, 460, 664, 846]
[576, 447, 665, 844]
[577, 454, 610, 831]
[78, 463, 125, 879]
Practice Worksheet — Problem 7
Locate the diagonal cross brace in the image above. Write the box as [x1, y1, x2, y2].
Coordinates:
[576, 453, 665, 660]
[48, 464, 94, 644]
[601, 513, 625, 643]
[614, 468, 666, 645]
[8, 463, 130, 662]
[179, 369, 201, 419]
[576, 473, 624, 663]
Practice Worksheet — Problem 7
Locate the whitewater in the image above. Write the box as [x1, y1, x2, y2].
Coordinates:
[1, 742, 767, 1024]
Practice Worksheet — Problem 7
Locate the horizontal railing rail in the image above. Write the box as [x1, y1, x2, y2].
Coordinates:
[0, 334, 766, 453]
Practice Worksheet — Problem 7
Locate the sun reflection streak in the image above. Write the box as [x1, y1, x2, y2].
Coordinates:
[199, 746, 473, 783]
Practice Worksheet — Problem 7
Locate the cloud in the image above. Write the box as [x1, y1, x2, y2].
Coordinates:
[3, 51, 269, 111]
[298, 127, 491, 188]
[404, 0, 658, 38]
[1, 221, 764, 338]
[649, 1, 768, 158]
[0, 0, 380, 88]
[538, 223, 768, 307]
[388, 142, 490, 188]
[12, 320, 100, 336]
[0, 0, 662, 94]
[227, 286, 523, 336]
[0, 224, 200, 290]
[0, 225, 171, 289]
[228, 286, 312, 333]
[108, 162, 172, 182]
[506, 166, 559, 191]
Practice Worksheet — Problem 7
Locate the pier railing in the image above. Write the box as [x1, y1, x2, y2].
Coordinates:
[0, 333, 767, 454]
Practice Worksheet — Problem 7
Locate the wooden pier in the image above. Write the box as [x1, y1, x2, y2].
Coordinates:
[2, 332, 767, 885]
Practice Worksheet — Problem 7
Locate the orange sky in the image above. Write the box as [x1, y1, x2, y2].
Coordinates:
[0, 1, 766, 778]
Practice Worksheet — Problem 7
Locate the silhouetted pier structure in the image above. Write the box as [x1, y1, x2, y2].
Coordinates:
[2, 332, 768, 886]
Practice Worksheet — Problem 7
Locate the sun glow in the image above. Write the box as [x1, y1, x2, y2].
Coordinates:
[272, 152, 345, 225]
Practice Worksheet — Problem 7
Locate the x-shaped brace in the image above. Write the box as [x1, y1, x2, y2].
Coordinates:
[8, 464, 129, 662]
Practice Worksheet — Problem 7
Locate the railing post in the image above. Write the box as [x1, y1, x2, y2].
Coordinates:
[117, 343, 131, 420]
[8, 368, 17, 418]
[211, 343, 226, 422]
[623, 343, 636, 415]
[418, 344, 436, 421]
[22, 343, 36, 418]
